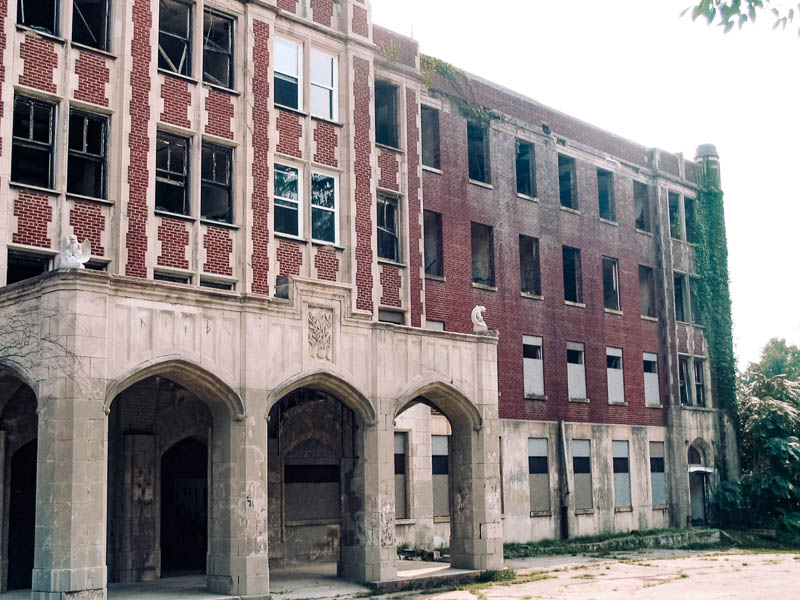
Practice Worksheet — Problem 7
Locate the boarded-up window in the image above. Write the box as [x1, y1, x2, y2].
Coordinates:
[613, 440, 631, 508]
[602, 256, 620, 310]
[432, 435, 450, 517]
[558, 154, 577, 209]
[643, 352, 660, 406]
[284, 439, 340, 522]
[421, 106, 440, 170]
[519, 235, 541, 296]
[606, 347, 624, 404]
[597, 169, 615, 221]
[528, 438, 550, 513]
[650, 441, 667, 506]
[467, 122, 490, 183]
[567, 342, 586, 400]
[471, 222, 494, 286]
[562, 246, 582, 303]
[394, 432, 408, 519]
[523, 335, 544, 397]
[634, 181, 651, 231]
[572, 439, 592, 510]
[516, 140, 536, 197]
[639, 265, 656, 318]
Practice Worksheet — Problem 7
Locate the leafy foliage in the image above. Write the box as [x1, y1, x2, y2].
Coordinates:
[684, 1, 800, 36]
[742, 338, 800, 384]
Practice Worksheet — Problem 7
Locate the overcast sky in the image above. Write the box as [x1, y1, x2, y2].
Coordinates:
[371, 0, 799, 370]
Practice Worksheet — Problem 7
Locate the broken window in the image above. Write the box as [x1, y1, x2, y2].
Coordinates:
[203, 10, 234, 88]
[523, 335, 544, 398]
[275, 37, 301, 109]
[597, 168, 615, 221]
[421, 105, 440, 170]
[684, 196, 698, 243]
[375, 81, 398, 148]
[634, 181, 651, 231]
[519, 235, 541, 296]
[201, 142, 233, 223]
[311, 172, 337, 243]
[17, 0, 57, 35]
[467, 121, 490, 183]
[423, 210, 443, 277]
[562, 245, 582, 303]
[643, 353, 660, 406]
[528, 438, 550, 513]
[572, 439, 592, 510]
[690, 277, 702, 324]
[638, 265, 656, 318]
[470, 222, 494, 286]
[668, 191, 683, 239]
[377, 193, 400, 262]
[567, 342, 586, 400]
[394, 432, 408, 519]
[602, 256, 620, 311]
[310, 49, 336, 120]
[67, 111, 106, 199]
[431, 435, 450, 517]
[613, 440, 631, 508]
[12, 96, 55, 189]
[6, 250, 50, 285]
[694, 359, 706, 407]
[156, 131, 189, 215]
[558, 154, 577, 209]
[159, 0, 192, 76]
[73, 0, 109, 50]
[606, 347, 624, 404]
[678, 356, 690, 405]
[674, 273, 688, 322]
[154, 271, 191, 284]
[274, 163, 300, 236]
[649, 441, 667, 506]
[378, 308, 405, 324]
[516, 140, 536, 197]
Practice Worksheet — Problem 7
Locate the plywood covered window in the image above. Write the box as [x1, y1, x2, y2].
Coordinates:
[432, 435, 450, 518]
[650, 441, 667, 506]
[567, 342, 586, 401]
[606, 347, 625, 404]
[528, 438, 550, 513]
[572, 439, 592, 510]
[523, 335, 544, 398]
[643, 352, 660, 406]
[613, 440, 631, 508]
[394, 432, 408, 519]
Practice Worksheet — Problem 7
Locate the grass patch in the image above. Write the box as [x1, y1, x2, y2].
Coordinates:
[721, 529, 800, 552]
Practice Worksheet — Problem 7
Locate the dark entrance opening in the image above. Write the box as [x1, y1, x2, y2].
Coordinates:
[160, 438, 208, 575]
[8, 439, 36, 590]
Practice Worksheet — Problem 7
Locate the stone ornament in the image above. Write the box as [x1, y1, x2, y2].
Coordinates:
[471, 305, 488, 333]
[308, 308, 333, 361]
[59, 235, 91, 269]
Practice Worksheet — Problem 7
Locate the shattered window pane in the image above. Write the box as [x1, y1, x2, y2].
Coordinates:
[597, 168, 615, 221]
[421, 106, 440, 170]
[159, 0, 192, 76]
[562, 246, 582, 303]
[67, 111, 107, 199]
[12, 96, 55, 189]
[17, 0, 57, 35]
[558, 154, 577, 209]
[375, 81, 398, 147]
[201, 143, 233, 223]
[602, 256, 620, 310]
[519, 235, 541, 296]
[203, 10, 234, 88]
[73, 0, 109, 50]
[468, 122, 490, 183]
[377, 194, 399, 262]
[155, 132, 189, 215]
[516, 140, 535, 197]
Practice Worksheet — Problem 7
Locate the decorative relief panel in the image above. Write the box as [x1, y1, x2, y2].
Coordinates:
[308, 307, 333, 361]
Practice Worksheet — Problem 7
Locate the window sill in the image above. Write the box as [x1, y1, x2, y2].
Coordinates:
[66, 192, 113, 206]
[285, 518, 342, 527]
[425, 274, 446, 282]
[468, 179, 493, 190]
[604, 308, 623, 315]
[16, 24, 65, 45]
[433, 516, 450, 523]
[615, 506, 633, 513]
[311, 114, 343, 127]
[9, 182, 61, 196]
[653, 505, 669, 511]
[681, 405, 714, 412]
[154, 266, 193, 279]
[201, 218, 238, 230]
[645, 403, 663, 409]
[609, 401, 628, 407]
[158, 69, 198, 85]
[274, 104, 308, 117]
[574, 508, 594, 515]
[560, 205, 581, 215]
[70, 41, 116, 59]
[600, 218, 619, 227]
[274, 232, 307, 244]
[395, 518, 417, 526]
[155, 209, 194, 222]
[203, 82, 239, 96]
[525, 394, 547, 401]
[636, 228, 654, 237]
[521, 292, 543, 301]
[472, 282, 497, 292]
[378, 258, 406, 268]
[422, 165, 442, 174]
[641, 315, 659, 322]
[311, 239, 345, 251]
[376, 142, 403, 153]
[517, 192, 539, 203]
[569, 397, 590, 404]
[564, 300, 585, 308]
[676, 319, 691, 325]
[200, 272, 238, 284]
[530, 510, 551, 518]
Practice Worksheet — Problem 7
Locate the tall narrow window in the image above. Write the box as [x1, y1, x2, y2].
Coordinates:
[634, 181, 651, 231]
[650, 441, 667, 506]
[375, 81, 398, 148]
[519, 235, 541, 296]
[311, 172, 337, 243]
[467, 122, 490, 183]
[613, 440, 631, 508]
[377, 194, 400, 262]
[159, 0, 192, 76]
[68, 111, 107, 199]
[639, 265, 656, 318]
[275, 37, 301, 110]
[424, 210, 443, 277]
[310, 49, 337, 120]
[18, 0, 57, 35]
[201, 143, 233, 223]
[73, 0, 110, 50]
[156, 132, 189, 215]
[606, 347, 624, 404]
[668, 191, 683, 240]
[528, 438, 550, 513]
[674, 274, 688, 322]
[558, 154, 577, 209]
[567, 342, 587, 400]
[597, 169, 615, 221]
[602, 256, 620, 311]
[421, 106, 440, 170]
[394, 432, 408, 519]
[274, 164, 300, 236]
[516, 140, 536, 197]
[12, 96, 55, 189]
[203, 10, 234, 89]
[523, 335, 544, 398]
[471, 222, 494, 287]
[694, 359, 707, 407]
[643, 353, 660, 406]
[431, 435, 450, 518]
[690, 277, 702, 324]
[678, 356, 690, 405]
[572, 439, 592, 510]
[684, 196, 698, 243]
[562, 246, 582, 303]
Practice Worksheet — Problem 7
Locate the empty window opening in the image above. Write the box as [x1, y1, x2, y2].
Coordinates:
[274, 37, 301, 109]
[394, 432, 408, 519]
[7, 439, 36, 590]
[200, 279, 233, 290]
[311, 172, 337, 243]
[378, 308, 405, 325]
[310, 49, 336, 120]
[668, 191, 683, 240]
[68, 111, 106, 199]
[606, 347, 625, 404]
[567, 342, 587, 401]
[274, 163, 300, 236]
[634, 181, 651, 231]
[470, 222, 494, 286]
[597, 168, 615, 221]
[201, 142, 233, 223]
[159, 0, 192, 76]
[558, 154, 577, 209]
[650, 441, 667, 506]
[203, 10, 234, 88]
[423, 210, 443, 277]
[572, 439, 592, 510]
[684, 196, 698, 243]
[528, 438, 550, 513]
[156, 132, 189, 215]
[377, 194, 400, 262]
[6, 250, 50, 285]
[562, 246, 582, 303]
[431, 434, 450, 518]
[694, 359, 707, 407]
[467, 121, 490, 183]
[674, 273, 688, 322]
[519, 235, 541, 296]
[421, 105, 440, 169]
[643, 352, 660, 406]
[12, 96, 55, 189]
[639, 265, 656, 318]
[523, 335, 544, 398]
[678, 356, 690, 405]
[154, 271, 191, 284]
[602, 256, 620, 311]
[375, 81, 398, 148]
[73, 0, 109, 50]
[690, 277, 702, 324]
[17, 0, 57, 35]
[612, 440, 631, 508]
[516, 140, 536, 197]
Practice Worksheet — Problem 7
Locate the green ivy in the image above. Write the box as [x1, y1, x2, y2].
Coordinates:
[420, 54, 500, 125]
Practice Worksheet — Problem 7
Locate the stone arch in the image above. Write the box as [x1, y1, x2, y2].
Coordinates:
[0, 360, 38, 409]
[393, 378, 483, 434]
[688, 437, 713, 467]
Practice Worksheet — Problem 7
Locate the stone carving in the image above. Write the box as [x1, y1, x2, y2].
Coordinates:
[308, 308, 333, 361]
[471, 305, 488, 333]
[59, 235, 91, 269]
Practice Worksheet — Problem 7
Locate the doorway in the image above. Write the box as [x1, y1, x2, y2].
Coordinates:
[8, 439, 36, 590]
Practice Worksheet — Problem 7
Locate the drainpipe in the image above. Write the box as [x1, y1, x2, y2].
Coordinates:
[558, 420, 570, 539]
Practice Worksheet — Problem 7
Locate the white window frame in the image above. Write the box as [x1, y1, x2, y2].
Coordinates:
[643, 352, 660, 406]
[310, 48, 338, 120]
[311, 170, 338, 245]
[523, 335, 544, 398]
[273, 162, 303, 238]
[606, 347, 625, 404]
[275, 37, 303, 110]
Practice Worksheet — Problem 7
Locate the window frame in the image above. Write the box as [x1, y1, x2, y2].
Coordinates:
[158, 0, 193, 77]
[200, 141, 233, 223]
[523, 335, 545, 398]
[519, 235, 542, 297]
[274, 36, 303, 111]
[602, 255, 620, 311]
[668, 191, 684, 240]
[374, 80, 399, 148]
[516, 139, 536, 198]
[273, 162, 302, 238]
[310, 170, 338, 245]
[606, 347, 625, 404]
[612, 440, 631, 509]
[11, 95, 56, 190]
[467, 121, 490, 184]
[694, 358, 707, 407]
[566, 341, 587, 401]
[423, 210, 443, 277]
[202, 8, 235, 89]
[155, 130, 190, 215]
[633, 180, 651, 232]
[421, 105, 441, 170]
[528, 437, 550, 513]
[643, 352, 660, 407]
[394, 432, 409, 520]
[17, 0, 58, 35]
[639, 265, 656, 318]
[649, 441, 667, 506]
[674, 273, 688, 323]
[571, 439, 593, 510]
[470, 221, 495, 287]
[558, 153, 577, 210]
[597, 168, 615, 221]
[678, 355, 691, 405]
[377, 192, 401, 263]
[73, 0, 111, 51]
[310, 48, 338, 120]
[67, 109, 108, 200]
[562, 245, 583, 304]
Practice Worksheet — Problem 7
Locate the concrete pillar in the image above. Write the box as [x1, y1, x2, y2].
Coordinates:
[666, 405, 690, 528]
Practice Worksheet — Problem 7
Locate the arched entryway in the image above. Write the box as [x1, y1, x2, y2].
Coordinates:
[8, 440, 36, 590]
[688, 442, 711, 525]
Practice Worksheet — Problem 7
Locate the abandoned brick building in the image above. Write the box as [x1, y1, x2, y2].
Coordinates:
[0, 0, 736, 598]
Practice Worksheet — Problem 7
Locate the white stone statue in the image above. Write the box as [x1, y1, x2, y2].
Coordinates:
[59, 235, 91, 269]
[471, 305, 488, 333]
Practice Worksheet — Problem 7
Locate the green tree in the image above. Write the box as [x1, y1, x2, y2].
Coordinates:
[743, 338, 800, 383]
[685, 1, 800, 35]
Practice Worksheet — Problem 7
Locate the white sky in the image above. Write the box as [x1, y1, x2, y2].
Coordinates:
[371, 0, 800, 371]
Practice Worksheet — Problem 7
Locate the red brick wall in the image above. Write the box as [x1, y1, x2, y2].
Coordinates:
[352, 56, 373, 312]
[405, 89, 423, 327]
[378, 148, 399, 191]
[160, 75, 192, 129]
[313, 121, 338, 167]
[126, 0, 153, 278]
[277, 239, 302, 276]
[250, 20, 270, 295]
[380, 264, 402, 307]
[352, 5, 369, 37]
[13, 191, 51, 248]
[373, 25, 418, 68]
[311, 0, 334, 27]
[203, 226, 233, 276]
[74, 51, 109, 107]
[69, 202, 105, 256]
[276, 109, 302, 158]
[19, 34, 57, 93]
[677, 323, 689, 354]
[157, 218, 189, 270]
[277, 0, 297, 13]
[205, 88, 234, 139]
[314, 246, 339, 282]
